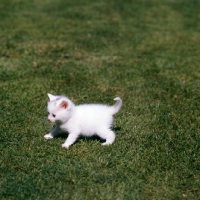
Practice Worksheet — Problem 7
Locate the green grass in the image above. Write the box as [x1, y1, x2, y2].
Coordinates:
[1, 0, 200, 199]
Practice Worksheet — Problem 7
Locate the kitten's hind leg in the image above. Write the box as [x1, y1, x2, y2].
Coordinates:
[44, 126, 61, 139]
[97, 129, 116, 146]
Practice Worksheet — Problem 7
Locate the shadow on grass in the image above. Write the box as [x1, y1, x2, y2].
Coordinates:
[54, 126, 121, 144]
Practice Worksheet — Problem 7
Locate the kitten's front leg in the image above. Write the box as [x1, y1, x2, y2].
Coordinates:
[44, 126, 61, 139]
[62, 132, 79, 149]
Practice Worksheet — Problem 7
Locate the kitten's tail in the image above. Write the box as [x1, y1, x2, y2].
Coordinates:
[111, 97, 122, 115]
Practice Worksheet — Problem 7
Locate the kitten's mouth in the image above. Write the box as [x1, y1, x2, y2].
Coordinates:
[48, 119, 55, 123]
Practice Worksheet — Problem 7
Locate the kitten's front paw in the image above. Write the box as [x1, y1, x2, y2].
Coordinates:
[101, 142, 111, 146]
[62, 143, 69, 149]
[44, 134, 53, 139]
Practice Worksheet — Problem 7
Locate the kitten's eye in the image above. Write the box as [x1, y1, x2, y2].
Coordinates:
[52, 114, 56, 117]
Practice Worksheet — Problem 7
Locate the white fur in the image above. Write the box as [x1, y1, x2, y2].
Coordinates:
[44, 94, 122, 149]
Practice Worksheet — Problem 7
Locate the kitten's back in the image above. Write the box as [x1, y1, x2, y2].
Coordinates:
[73, 104, 114, 127]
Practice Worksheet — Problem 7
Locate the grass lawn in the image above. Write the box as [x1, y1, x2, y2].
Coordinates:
[1, 0, 200, 199]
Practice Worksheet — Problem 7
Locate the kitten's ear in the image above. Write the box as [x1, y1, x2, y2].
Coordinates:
[47, 93, 57, 101]
[60, 100, 68, 109]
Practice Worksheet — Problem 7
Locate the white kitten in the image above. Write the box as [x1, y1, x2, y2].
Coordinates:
[44, 94, 122, 149]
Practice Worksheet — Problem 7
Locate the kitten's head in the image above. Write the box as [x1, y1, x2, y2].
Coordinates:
[47, 93, 74, 124]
